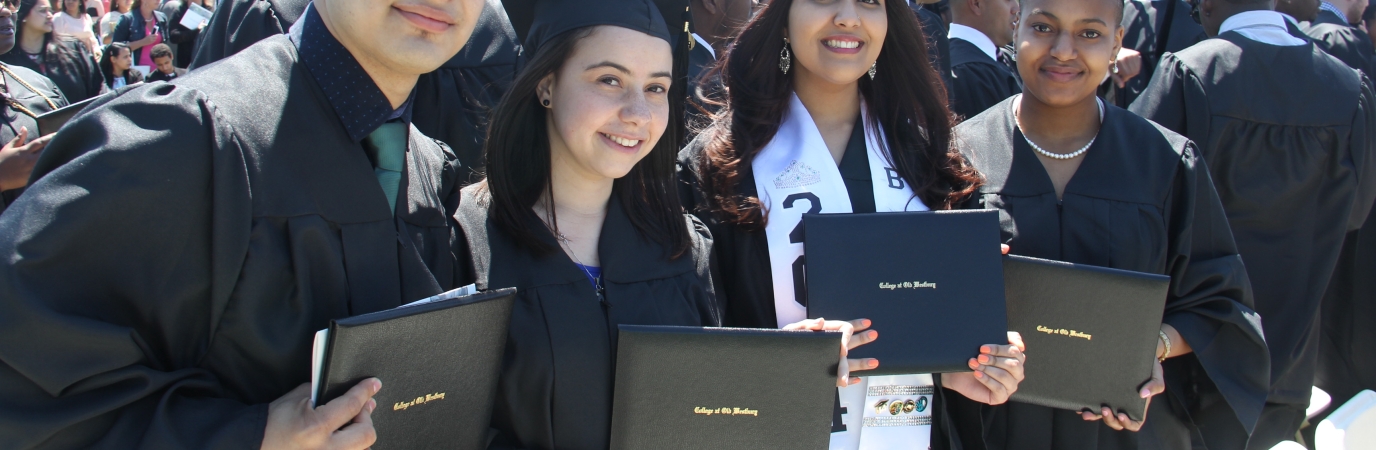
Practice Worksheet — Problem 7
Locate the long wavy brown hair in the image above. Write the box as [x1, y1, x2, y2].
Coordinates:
[695, 0, 982, 228]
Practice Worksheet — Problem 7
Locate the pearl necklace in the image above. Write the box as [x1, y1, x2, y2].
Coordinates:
[1015, 95, 1105, 160]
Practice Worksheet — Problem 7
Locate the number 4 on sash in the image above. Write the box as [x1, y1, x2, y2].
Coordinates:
[783, 193, 821, 309]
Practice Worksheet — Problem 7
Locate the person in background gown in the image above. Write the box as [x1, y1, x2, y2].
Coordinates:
[1301, 0, 1375, 85]
[1131, 0, 1376, 445]
[0, 3, 66, 214]
[0, 0, 487, 445]
[946, 0, 1021, 119]
[456, 1, 870, 448]
[952, 0, 1271, 446]
[679, 1, 1028, 449]
[1115, 0, 1205, 107]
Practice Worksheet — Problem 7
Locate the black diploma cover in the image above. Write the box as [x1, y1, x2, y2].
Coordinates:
[314, 287, 516, 449]
[35, 96, 99, 136]
[610, 325, 841, 449]
[804, 210, 1008, 375]
[1003, 255, 1169, 421]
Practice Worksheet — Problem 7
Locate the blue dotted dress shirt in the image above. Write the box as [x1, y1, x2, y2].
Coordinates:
[289, 3, 413, 143]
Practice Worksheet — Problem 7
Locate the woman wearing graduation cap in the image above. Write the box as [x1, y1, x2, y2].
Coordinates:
[678, 0, 1027, 448]
[454, 1, 867, 448]
[949, 0, 1269, 446]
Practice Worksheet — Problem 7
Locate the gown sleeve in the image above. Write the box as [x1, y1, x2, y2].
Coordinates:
[1159, 142, 1269, 446]
[1344, 76, 1376, 230]
[1129, 52, 1210, 138]
[0, 85, 267, 448]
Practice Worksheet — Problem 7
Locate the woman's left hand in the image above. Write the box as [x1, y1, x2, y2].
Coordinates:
[1081, 358, 1165, 431]
[782, 318, 879, 387]
[941, 331, 1026, 405]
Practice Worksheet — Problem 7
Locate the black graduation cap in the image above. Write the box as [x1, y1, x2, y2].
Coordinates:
[504, 0, 695, 144]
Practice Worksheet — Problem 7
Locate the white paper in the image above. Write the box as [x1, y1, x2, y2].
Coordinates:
[309, 328, 329, 407]
[178, 3, 211, 30]
[130, 65, 150, 78]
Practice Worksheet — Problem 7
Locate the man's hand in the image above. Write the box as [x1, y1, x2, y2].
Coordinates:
[1112, 48, 1144, 88]
[0, 127, 51, 191]
[261, 379, 381, 450]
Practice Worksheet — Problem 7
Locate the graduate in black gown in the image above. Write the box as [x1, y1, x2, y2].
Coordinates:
[679, 0, 1028, 448]
[1130, 0, 1376, 446]
[0, 5, 66, 214]
[946, 0, 1020, 119]
[1304, 2, 1376, 93]
[955, 0, 1270, 447]
[1115, 0, 1205, 107]
[456, 2, 861, 448]
[912, 0, 956, 104]
[191, 0, 520, 183]
[0, 0, 488, 446]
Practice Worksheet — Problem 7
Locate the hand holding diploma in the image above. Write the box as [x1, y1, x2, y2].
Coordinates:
[261, 378, 381, 450]
[941, 331, 1027, 405]
[783, 318, 879, 387]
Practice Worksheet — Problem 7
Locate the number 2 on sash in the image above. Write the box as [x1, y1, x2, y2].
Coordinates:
[783, 193, 821, 309]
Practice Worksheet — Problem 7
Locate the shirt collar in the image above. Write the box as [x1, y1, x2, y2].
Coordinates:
[692, 33, 716, 59]
[1220, 10, 1309, 46]
[948, 23, 998, 61]
[290, 2, 412, 143]
[1320, 2, 1350, 23]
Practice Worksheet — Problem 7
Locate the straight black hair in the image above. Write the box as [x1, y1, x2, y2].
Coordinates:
[479, 26, 691, 258]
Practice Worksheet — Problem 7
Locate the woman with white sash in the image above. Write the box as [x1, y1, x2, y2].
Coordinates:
[678, 0, 1025, 448]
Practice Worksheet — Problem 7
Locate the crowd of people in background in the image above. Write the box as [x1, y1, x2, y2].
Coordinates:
[0, 0, 1373, 448]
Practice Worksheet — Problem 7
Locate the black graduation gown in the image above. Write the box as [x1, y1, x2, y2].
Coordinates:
[452, 186, 721, 450]
[1130, 32, 1376, 415]
[954, 98, 1269, 450]
[1304, 9, 1376, 80]
[0, 63, 68, 214]
[949, 38, 1020, 121]
[0, 35, 462, 448]
[1116, 0, 1206, 108]
[677, 127, 967, 450]
[190, 0, 521, 183]
[912, 2, 955, 106]
[0, 36, 106, 103]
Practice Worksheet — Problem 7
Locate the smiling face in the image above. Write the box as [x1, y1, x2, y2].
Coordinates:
[0, 8, 13, 53]
[314, 0, 482, 77]
[22, 0, 52, 34]
[787, 0, 888, 88]
[538, 25, 672, 183]
[1015, 0, 1122, 107]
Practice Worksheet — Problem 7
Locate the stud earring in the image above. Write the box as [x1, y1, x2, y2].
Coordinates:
[779, 38, 792, 74]
[542, 99, 551, 107]
[868, 62, 877, 80]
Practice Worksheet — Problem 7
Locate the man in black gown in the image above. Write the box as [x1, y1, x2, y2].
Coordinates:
[911, 0, 956, 105]
[191, 0, 520, 184]
[946, 0, 1019, 119]
[1304, 0, 1376, 78]
[1130, 0, 1376, 447]
[1116, 0, 1206, 107]
[0, 0, 484, 446]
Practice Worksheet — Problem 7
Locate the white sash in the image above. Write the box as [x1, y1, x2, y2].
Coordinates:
[751, 93, 932, 449]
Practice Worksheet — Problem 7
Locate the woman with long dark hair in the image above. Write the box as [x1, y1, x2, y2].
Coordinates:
[97, 42, 140, 88]
[951, 0, 1269, 446]
[111, 0, 167, 71]
[0, 0, 104, 102]
[460, 1, 865, 448]
[679, 0, 1026, 448]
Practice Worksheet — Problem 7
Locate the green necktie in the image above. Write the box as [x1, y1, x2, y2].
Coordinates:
[362, 122, 407, 215]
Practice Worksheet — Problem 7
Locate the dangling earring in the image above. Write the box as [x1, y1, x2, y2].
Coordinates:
[868, 62, 877, 80]
[1111, 60, 1119, 75]
[779, 38, 792, 74]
